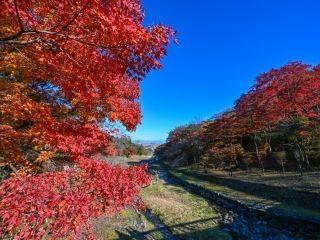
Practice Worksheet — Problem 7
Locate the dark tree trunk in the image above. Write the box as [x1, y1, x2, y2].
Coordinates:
[294, 148, 303, 176]
[253, 136, 265, 174]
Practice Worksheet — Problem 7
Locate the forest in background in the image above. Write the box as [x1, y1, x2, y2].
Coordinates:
[156, 62, 320, 175]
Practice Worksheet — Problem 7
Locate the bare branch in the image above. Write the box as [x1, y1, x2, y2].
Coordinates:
[9, 164, 19, 175]
[13, 46, 37, 66]
[1, 39, 41, 45]
[60, 47, 82, 66]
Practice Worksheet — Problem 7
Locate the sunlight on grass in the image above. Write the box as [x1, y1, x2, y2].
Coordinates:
[93, 207, 163, 240]
[140, 180, 232, 240]
[170, 167, 320, 219]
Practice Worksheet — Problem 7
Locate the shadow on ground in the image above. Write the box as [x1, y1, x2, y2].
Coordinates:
[172, 168, 320, 211]
[115, 217, 230, 240]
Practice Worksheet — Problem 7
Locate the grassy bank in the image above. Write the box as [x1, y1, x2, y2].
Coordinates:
[224, 171, 320, 194]
[140, 179, 231, 240]
[168, 165, 320, 220]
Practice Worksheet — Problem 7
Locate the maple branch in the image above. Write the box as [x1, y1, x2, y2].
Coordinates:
[0, 0, 24, 42]
[60, 47, 82, 66]
[1, 39, 41, 45]
[13, 0, 23, 31]
[0, 0, 88, 43]
[13, 46, 38, 66]
[0, 2, 111, 49]
[14, 121, 34, 131]
[57, 1, 90, 33]
[9, 164, 19, 175]
[0, 30, 131, 50]
[52, 106, 79, 119]
[0, 1, 89, 44]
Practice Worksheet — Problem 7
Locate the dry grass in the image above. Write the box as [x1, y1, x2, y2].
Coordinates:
[93, 154, 152, 166]
[140, 180, 231, 240]
[170, 166, 320, 219]
[92, 207, 163, 240]
[128, 155, 153, 162]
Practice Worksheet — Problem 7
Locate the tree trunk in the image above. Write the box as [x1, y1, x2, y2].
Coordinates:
[302, 148, 310, 171]
[253, 136, 265, 174]
[266, 134, 272, 153]
[294, 148, 303, 176]
[280, 158, 285, 174]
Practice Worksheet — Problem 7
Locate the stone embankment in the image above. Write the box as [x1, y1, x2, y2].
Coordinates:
[166, 170, 320, 240]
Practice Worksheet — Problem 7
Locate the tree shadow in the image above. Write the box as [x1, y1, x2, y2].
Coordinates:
[115, 217, 231, 240]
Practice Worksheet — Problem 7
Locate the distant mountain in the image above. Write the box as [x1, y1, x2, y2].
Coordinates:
[133, 139, 165, 147]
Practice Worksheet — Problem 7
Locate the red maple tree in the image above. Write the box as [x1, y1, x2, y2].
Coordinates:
[0, 0, 174, 239]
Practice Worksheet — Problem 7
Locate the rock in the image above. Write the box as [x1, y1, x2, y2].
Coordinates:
[278, 233, 290, 240]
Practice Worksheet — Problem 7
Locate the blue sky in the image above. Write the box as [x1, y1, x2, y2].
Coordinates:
[130, 0, 320, 141]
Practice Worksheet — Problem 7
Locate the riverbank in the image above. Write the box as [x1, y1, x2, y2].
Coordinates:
[140, 177, 231, 239]
[92, 156, 320, 239]
[164, 164, 320, 239]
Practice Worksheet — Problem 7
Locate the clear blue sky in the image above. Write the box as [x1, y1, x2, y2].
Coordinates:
[130, 0, 320, 141]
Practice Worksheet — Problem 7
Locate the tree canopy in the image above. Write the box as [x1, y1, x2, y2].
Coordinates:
[156, 62, 320, 174]
[0, 0, 174, 239]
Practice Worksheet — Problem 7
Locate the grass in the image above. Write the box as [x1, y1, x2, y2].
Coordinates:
[140, 179, 232, 240]
[169, 166, 320, 220]
[230, 171, 320, 194]
[196, 167, 320, 194]
[93, 207, 163, 240]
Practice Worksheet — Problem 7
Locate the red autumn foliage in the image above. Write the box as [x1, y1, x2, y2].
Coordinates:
[156, 62, 320, 173]
[0, 0, 174, 239]
[235, 62, 320, 134]
[0, 163, 150, 239]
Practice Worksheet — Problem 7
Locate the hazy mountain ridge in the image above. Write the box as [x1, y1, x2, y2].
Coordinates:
[133, 139, 165, 147]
